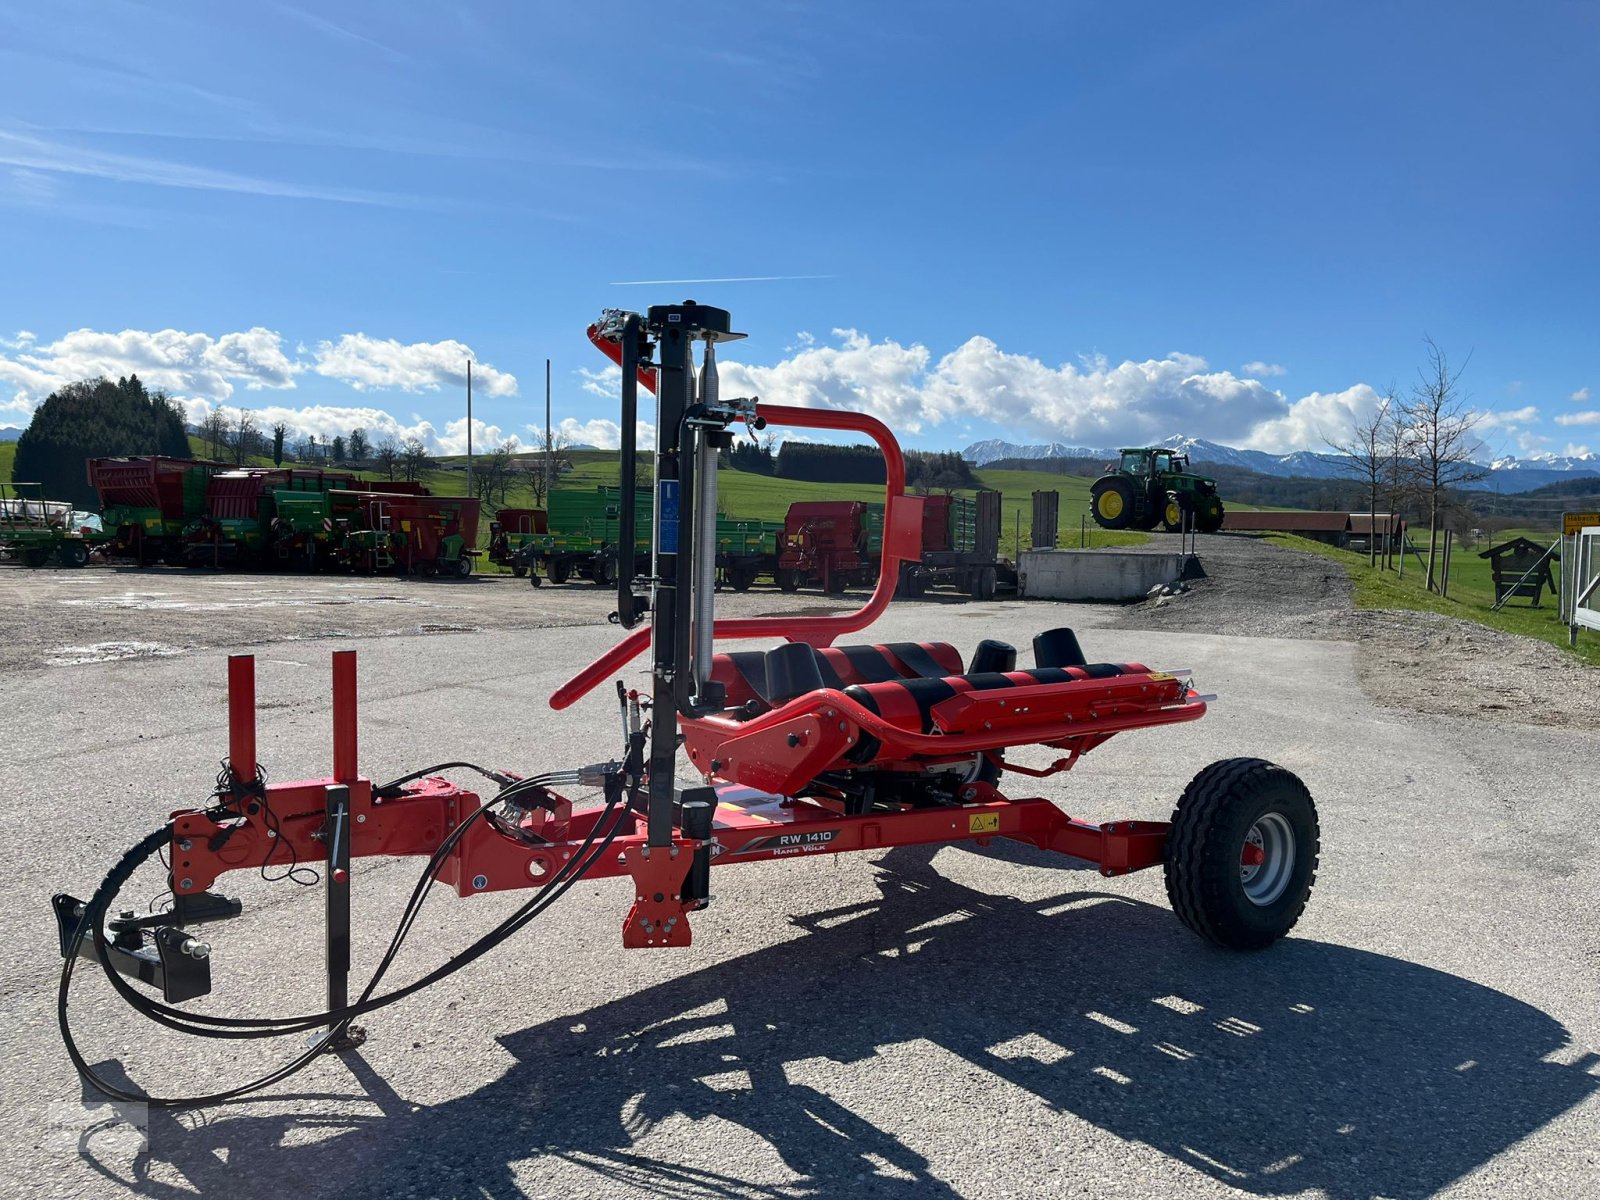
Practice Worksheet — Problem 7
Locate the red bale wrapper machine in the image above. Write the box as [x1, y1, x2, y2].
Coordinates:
[55, 302, 1319, 1106]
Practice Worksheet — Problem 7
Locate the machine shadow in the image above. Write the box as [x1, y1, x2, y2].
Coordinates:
[102, 845, 1598, 1200]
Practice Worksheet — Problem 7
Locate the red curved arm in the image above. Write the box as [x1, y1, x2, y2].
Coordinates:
[549, 400, 919, 711]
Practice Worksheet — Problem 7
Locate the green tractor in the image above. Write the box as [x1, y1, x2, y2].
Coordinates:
[1089, 448, 1225, 533]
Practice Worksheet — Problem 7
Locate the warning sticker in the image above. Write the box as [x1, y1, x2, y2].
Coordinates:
[969, 812, 1000, 834]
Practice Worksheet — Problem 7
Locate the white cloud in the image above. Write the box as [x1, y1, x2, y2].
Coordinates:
[1478, 405, 1541, 431]
[1, 326, 516, 443]
[579, 364, 620, 398]
[1243, 385, 1386, 453]
[721, 328, 935, 432]
[1556, 410, 1600, 427]
[313, 334, 516, 396]
[1242, 361, 1287, 377]
[0, 326, 302, 410]
[1572, 387, 1591, 403]
[551, 416, 656, 451]
[1561, 443, 1593, 457]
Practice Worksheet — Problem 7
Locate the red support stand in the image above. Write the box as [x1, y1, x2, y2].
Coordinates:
[227, 654, 256, 783]
[332, 650, 358, 784]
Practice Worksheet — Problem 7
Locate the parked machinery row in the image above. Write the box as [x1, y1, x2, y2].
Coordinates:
[86, 455, 479, 576]
[487, 484, 1012, 598]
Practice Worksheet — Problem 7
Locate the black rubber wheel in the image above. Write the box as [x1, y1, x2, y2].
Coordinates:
[776, 568, 800, 593]
[1196, 494, 1225, 533]
[512, 563, 528, 578]
[896, 563, 919, 598]
[528, 571, 542, 587]
[1090, 477, 1135, 530]
[1164, 758, 1319, 950]
[968, 564, 997, 600]
[57, 541, 89, 568]
[455, 555, 473, 578]
[22, 546, 49, 568]
[1161, 493, 1188, 533]
[731, 566, 758, 592]
[548, 559, 571, 585]
[595, 553, 618, 587]
[825, 572, 847, 595]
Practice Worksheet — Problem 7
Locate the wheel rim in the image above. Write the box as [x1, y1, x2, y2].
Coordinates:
[1166, 501, 1181, 525]
[1239, 812, 1295, 906]
[1098, 490, 1123, 519]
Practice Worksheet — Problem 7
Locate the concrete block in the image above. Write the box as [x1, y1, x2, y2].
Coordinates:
[1018, 550, 1190, 601]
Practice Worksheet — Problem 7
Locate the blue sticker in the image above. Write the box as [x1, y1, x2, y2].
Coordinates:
[658, 479, 680, 554]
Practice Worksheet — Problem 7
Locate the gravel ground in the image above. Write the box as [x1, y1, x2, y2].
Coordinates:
[4, 553, 1598, 1199]
[1113, 534, 1600, 732]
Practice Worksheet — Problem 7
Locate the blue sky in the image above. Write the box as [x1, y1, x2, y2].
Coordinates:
[2, 1, 1596, 461]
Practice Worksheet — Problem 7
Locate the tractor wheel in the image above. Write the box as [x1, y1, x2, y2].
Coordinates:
[455, 555, 473, 578]
[57, 541, 89, 568]
[1164, 758, 1319, 950]
[595, 553, 618, 587]
[776, 568, 800, 593]
[162, 541, 189, 568]
[1161, 493, 1189, 533]
[731, 565, 759, 592]
[512, 563, 528, 578]
[548, 559, 572, 585]
[1195, 494, 1225, 533]
[22, 547, 49, 569]
[1090, 478, 1134, 530]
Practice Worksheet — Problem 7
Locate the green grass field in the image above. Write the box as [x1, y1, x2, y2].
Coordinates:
[1266, 530, 1598, 666]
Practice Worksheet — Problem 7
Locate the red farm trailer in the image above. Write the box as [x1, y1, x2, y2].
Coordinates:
[776, 499, 883, 593]
[54, 302, 1320, 1109]
[88, 455, 223, 565]
[382, 495, 482, 577]
[896, 491, 1011, 600]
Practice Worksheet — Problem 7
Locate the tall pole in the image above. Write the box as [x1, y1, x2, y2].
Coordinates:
[545, 358, 551, 453]
[466, 358, 474, 500]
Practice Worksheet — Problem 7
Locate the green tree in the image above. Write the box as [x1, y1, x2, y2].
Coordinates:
[13, 374, 189, 506]
[331, 435, 346, 463]
[271, 421, 289, 466]
[348, 428, 368, 463]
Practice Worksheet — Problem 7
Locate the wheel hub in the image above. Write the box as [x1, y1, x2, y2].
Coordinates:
[1238, 813, 1294, 906]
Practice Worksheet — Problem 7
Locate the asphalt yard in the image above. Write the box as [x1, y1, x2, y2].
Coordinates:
[2, 550, 1596, 1199]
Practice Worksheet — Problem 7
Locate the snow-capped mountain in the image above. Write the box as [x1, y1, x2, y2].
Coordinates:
[963, 436, 1600, 494]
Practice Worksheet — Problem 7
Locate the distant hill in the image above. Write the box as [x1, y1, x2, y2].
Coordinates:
[964, 435, 1600, 494]
[0, 426, 22, 442]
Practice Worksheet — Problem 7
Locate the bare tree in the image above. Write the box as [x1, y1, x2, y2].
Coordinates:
[1379, 411, 1416, 570]
[203, 410, 229, 460]
[1403, 337, 1485, 592]
[374, 436, 400, 482]
[227, 407, 259, 465]
[1324, 388, 1395, 567]
[473, 439, 518, 506]
[522, 428, 570, 509]
[400, 436, 430, 483]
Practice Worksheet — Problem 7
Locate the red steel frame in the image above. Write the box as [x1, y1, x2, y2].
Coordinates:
[169, 387, 1209, 951]
[172, 652, 1178, 950]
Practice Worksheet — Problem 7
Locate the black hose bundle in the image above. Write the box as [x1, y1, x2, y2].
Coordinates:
[58, 762, 634, 1108]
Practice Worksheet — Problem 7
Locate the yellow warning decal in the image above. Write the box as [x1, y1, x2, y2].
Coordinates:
[1146, 672, 1175, 682]
[969, 812, 1000, 834]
